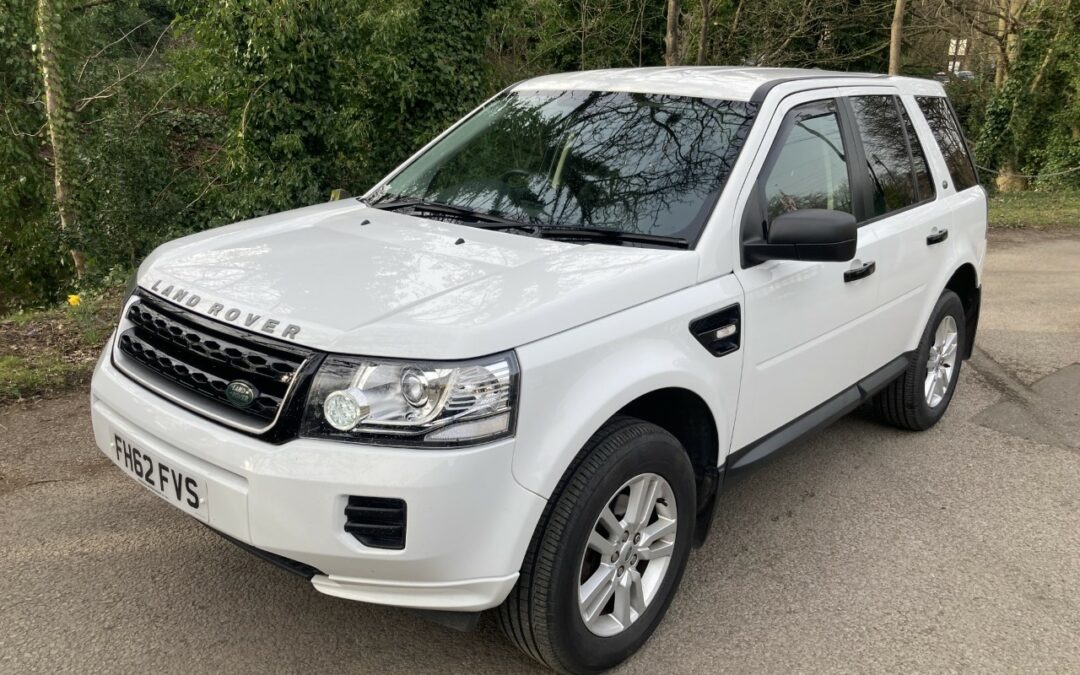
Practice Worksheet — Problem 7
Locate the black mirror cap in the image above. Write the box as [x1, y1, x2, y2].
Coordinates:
[744, 209, 857, 264]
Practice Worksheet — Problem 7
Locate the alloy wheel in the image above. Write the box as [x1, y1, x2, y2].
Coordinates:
[577, 472, 677, 637]
[924, 314, 959, 407]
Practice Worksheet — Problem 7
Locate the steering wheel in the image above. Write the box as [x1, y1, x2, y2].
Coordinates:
[500, 169, 531, 189]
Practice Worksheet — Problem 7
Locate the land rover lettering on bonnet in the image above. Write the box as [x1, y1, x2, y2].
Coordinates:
[148, 279, 302, 339]
[91, 67, 986, 674]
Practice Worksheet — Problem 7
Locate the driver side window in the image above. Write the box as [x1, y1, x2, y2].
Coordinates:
[763, 100, 853, 223]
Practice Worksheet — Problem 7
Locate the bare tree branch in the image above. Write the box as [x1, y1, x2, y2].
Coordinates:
[75, 20, 172, 112]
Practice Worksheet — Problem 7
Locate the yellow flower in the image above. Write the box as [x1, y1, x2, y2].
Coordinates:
[67, 294, 81, 307]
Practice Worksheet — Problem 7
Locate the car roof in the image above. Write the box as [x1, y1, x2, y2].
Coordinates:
[512, 67, 946, 102]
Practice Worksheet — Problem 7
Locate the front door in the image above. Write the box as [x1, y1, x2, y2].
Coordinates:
[730, 92, 882, 451]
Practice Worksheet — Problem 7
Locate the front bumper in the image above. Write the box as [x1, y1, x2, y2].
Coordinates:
[90, 348, 546, 611]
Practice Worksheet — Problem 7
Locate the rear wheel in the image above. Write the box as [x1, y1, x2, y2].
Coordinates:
[867, 289, 966, 430]
[496, 417, 695, 674]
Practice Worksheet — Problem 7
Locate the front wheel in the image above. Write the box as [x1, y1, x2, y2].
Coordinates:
[496, 417, 696, 674]
[867, 289, 966, 430]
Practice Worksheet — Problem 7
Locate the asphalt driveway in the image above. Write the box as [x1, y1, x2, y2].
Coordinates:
[2, 230, 1078, 673]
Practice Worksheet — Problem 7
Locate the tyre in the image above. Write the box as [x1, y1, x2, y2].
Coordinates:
[867, 289, 966, 431]
[496, 417, 696, 674]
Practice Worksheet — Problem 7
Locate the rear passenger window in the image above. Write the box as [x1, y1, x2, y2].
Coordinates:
[762, 100, 852, 222]
[898, 101, 935, 201]
[916, 96, 978, 191]
[849, 95, 918, 217]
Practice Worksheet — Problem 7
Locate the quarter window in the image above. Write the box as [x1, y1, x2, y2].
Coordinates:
[916, 96, 978, 191]
[849, 95, 918, 217]
[762, 100, 852, 222]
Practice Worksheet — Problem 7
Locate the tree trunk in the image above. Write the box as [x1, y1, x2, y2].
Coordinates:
[696, 0, 710, 65]
[993, 0, 1011, 88]
[35, 0, 85, 277]
[665, 0, 680, 66]
[888, 0, 906, 75]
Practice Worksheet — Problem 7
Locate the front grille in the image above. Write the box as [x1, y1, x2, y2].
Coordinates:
[117, 293, 311, 429]
[345, 496, 407, 549]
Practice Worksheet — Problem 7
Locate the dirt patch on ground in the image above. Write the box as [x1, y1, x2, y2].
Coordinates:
[0, 390, 115, 497]
[0, 289, 120, 403]
[988, 227, 1080, 249]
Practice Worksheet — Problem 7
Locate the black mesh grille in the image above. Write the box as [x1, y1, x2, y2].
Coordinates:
[345, 496, 407, 549]
[117, 293, 311, 425]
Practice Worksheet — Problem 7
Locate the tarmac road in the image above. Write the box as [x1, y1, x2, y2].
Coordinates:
[2, 231, 1078, 674]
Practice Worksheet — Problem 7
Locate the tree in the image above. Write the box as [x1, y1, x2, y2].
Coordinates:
[973, 0, 1079, 190]
[889, 0, 907, 73]
[34, 0, 85, 276]
[665, 0, 681, 65]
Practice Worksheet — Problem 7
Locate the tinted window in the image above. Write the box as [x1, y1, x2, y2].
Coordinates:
[916, 96, 978, 191]
[383, 90, 757, 241]
[762, 100, 852, 222]
[849, 95, 918, 217]
[899, 101, 935, 200]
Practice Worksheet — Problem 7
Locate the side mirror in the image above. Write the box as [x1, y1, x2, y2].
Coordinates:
[744, 209, 857, 264]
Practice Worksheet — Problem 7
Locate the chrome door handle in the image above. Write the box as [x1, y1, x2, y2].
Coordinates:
[844, 261, 876, 283]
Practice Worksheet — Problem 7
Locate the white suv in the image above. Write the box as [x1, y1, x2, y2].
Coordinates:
[91, 67, 986, 673]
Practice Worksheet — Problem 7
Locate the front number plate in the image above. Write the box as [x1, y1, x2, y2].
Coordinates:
[111, 433, 208, 521]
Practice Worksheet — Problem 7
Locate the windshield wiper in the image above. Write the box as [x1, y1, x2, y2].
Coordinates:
[369, 196, 531, 227]
[370, 197, 688, 248]
[531, 226, 689, 249]
[462, 221, 688, 248]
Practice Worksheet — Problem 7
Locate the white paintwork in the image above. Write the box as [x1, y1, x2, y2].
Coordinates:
[858, 92, 957, 363]
[139, 202, 696, 360]
[90, 67, 985, 612]
[91, 348, 545, 610]
[511, 66, 944, 103]
[728, 88, 884, 450]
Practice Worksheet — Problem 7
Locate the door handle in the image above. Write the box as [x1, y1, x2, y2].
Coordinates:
[926, 229, 949, 245]
[844, 260, 876, 283]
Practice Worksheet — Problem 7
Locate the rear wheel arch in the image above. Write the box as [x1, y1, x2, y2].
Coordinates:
[944, 262, 980, 359]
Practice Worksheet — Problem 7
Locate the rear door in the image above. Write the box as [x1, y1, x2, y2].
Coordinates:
[913, 93, 988, 275]
[730, 91, 882, 451]
[837, 87, 948, 368]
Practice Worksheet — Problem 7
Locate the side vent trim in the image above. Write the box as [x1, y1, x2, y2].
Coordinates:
[689, 304, 741, 357]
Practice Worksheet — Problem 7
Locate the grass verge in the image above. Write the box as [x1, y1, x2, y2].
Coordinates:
[989, 190, 1080, 229]
[0, 288, 121, 404]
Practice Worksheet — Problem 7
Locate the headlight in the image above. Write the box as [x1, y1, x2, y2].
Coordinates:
[300, 352, 519, 447]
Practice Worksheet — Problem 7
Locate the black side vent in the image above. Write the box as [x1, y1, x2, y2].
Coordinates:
[345, 496, 406, 550]
[689, 304, 741, 357]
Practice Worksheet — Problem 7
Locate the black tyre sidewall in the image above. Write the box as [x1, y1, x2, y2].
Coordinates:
[546, 428, 696, 673]
[911, 290, 966, 427]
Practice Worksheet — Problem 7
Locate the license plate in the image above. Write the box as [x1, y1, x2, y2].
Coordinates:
[111, 433, 208, 521]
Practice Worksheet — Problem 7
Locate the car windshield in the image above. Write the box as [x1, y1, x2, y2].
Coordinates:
[378, 89, 757, 243]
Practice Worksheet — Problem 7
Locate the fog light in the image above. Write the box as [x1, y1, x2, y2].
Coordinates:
[323, 388, 371, 431]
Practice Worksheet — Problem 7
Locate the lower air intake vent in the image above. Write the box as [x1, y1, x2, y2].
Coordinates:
[345, 496, 406, 550]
